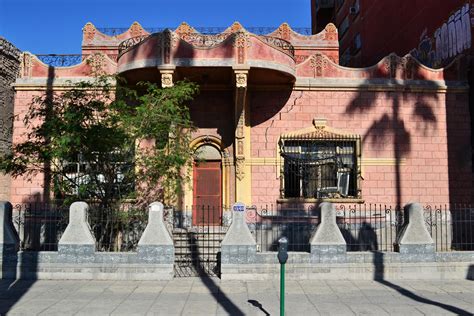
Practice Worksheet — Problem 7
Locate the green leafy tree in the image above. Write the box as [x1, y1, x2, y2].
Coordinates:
[0, 76, 199, 208]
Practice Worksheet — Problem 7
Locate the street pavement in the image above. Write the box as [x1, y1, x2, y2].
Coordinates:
[0, 278, 472, 315]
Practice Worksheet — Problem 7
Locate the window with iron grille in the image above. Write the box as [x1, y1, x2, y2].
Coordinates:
[280, 136, 360, 199]
[60, 150, 134, 198]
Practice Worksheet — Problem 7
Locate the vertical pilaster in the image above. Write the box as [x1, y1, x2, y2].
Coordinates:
[233, 67, 251, 204]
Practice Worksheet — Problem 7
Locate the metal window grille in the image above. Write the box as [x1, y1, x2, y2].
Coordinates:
[60, 151, 134, 197]
[280, 136, 359, 199]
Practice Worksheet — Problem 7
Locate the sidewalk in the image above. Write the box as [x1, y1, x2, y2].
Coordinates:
[0, 278, 472, 315]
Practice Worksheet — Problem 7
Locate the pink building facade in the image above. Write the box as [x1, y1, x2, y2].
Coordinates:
[9, 21, 473, 210]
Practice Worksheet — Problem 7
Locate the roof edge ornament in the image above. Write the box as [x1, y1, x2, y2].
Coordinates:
[324, 23, 338, 40]
[128, 21, 147, 37]
[175, 22, 197, 35]
[83, 22, 97, 41]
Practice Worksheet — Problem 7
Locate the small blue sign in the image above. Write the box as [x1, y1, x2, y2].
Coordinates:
[233, 202, 245, 212]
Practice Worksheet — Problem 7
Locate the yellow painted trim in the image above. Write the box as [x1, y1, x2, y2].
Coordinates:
[361, 158, 407, 166]
[185, 135, 230, 211]
[277, 198, 365, 204]
[246, 157, 405, 166]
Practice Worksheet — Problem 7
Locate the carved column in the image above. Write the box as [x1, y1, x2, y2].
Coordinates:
[233, 67, 251, 203]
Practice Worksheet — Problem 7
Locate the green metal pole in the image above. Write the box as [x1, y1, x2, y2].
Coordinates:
[280, 262, 285, 316]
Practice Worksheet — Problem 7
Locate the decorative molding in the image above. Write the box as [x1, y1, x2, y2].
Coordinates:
[292, 78, 467, 92]
[233, 32, 250, 64]
[163, 30, 176, 63]
[175, 22, 196, 36]
[19, 52, 33, 78]
[178, 33, 230, 49]
[83, 23, 96, 42]
[401, 55, 416, 80]
[310, 53, 329, 77]
[276, 23, 291, 41]
[160, 70, 174, 88]
[235, 157, 245, 180]
[228, 22, 243, 33]
[129, 21, 146, 38]
[324, 23, 338, 41]
[86, 53, 107, 75]
[235, 72, 247, 88]
[295, 55, 309, 64]
[280, 117, 359, 140]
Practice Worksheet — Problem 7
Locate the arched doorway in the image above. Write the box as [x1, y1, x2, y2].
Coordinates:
[193, 144, 222, 225]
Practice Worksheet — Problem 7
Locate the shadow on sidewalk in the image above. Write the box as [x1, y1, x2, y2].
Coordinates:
[373, 251, 471, 315]
[188, 233, 245, 316]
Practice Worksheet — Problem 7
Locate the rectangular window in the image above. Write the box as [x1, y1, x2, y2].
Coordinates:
[281, 138, 358, 199]
[61, 151, 134, 197]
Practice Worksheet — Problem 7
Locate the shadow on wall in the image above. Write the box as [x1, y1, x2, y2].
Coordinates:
[345, 69, 437, 207]
[346, 55, 472, 205]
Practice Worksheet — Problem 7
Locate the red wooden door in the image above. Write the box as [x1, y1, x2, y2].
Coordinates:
[193, 161, 222, 225]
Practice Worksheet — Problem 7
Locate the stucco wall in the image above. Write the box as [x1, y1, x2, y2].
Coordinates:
[250, 88, 471, 205]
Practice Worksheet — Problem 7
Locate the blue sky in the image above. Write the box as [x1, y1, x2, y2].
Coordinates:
[0, 0, 311, 54]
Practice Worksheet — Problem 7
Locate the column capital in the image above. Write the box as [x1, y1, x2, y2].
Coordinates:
[159, 69, 175, 88]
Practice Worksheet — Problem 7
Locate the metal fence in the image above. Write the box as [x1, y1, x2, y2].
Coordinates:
[97, 26, 313, 36]
[247, 203, 474, 253]
[87, 203, 147, 252]
[246, 204, 318, 252]
[12, 201, 474, 253]
[335, 204, 404, 252]
[14, 201, 148, 252]
[172, 205, 228, 277]
[424, 204, 474, 251]
[13, 202, 69, 251]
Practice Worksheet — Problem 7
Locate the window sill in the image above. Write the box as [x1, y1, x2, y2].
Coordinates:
[277, 197, 365, 204]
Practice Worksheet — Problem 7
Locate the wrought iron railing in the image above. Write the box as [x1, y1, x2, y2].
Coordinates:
[117, 35, 150, 57]
[173, 205, 230, 277]
[257, 36, 295, 57]
[247, 204, 318, 252]
[87, 202, 147, 252]
[246, 203, 474, 253]
[36, 54, 84, 67]
[12, 202, 474, 254]
[424, 204, 474, 251]
[14, 201, 148, 252]
[98, 26, 312, 36]
[335, 204, 404, 252]
[13, 202, 69, 251]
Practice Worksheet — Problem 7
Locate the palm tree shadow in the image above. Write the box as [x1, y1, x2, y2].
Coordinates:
[346, 57, 438, 207]
[373, 252, 471, 315]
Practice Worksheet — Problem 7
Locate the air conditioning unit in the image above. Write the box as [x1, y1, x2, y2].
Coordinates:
[349, 6, 358, 14]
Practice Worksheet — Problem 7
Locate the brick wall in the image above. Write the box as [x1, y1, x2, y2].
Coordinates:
[249, 88, 470, 205]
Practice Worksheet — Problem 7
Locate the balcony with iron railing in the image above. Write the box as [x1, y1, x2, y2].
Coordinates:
[35, 25, 309, 67]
